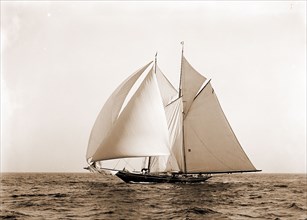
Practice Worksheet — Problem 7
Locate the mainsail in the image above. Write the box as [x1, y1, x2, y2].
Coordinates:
[86, 49, 258, 176]
[183, 80, 256, 173]
[180, 55, 256, 173]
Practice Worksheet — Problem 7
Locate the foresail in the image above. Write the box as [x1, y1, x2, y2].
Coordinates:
[86, 62, 152, 160]
[184, 82, 256, 173]
[92, 68, 170, 161]
[181, 56, 206, 115]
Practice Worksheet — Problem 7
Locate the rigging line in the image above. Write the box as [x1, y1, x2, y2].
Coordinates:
[123, 159, 137, 171]
[113, 159, 121, 170]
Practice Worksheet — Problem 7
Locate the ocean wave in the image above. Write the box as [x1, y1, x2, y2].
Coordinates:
[0, 210, 29, 219]
[288, 203, 306, 211]
[238, 213, 259, 218]
[11, 193, 67, 198]
[273, 184, 288, 188]
[183, 207, 219, 215]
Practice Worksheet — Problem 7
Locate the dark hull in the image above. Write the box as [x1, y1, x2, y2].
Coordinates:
[115, 171, 211, 183]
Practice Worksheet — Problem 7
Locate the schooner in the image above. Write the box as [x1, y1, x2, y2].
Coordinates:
[85, 43, 260, 183]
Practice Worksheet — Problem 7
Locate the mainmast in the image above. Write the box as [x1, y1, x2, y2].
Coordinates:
[179, 41, 187, 173]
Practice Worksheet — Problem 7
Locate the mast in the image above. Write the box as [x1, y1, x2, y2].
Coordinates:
[147, 52, 158, 173]
[179, 42, 183, 97]
[147, 157, 152, 173]
[179, 41, 187, 173]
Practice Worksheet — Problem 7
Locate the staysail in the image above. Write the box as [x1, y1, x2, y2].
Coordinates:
[149, 65, 182, 173]
[164, 98, 184, 171]
[92, 68, 170, 161]
[150, 97, 183, 173]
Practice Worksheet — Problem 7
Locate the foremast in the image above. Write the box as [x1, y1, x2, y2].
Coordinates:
[147, 52, 158, 173]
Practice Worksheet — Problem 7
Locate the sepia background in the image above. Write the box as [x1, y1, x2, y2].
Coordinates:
[1, 1, 306, 173]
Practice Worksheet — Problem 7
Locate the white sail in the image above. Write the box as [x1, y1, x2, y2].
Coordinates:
[181, 56, 206, 115]
[149, 66, 180, 173]
[165, 98, 184, 172]
[150, 98, 183, 173]
[184, 82, 256, 173]
[156, 66, 178, 106]
[86, 62, 152, 160]
[92, 68, 170, 161]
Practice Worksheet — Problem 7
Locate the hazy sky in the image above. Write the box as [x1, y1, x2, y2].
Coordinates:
[1, 1, 306, 173]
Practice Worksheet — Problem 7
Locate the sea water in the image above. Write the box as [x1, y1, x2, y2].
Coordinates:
[1, 173, 306, 219]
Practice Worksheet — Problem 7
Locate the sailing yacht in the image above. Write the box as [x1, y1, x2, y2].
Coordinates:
[85, 43, 260, 183]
